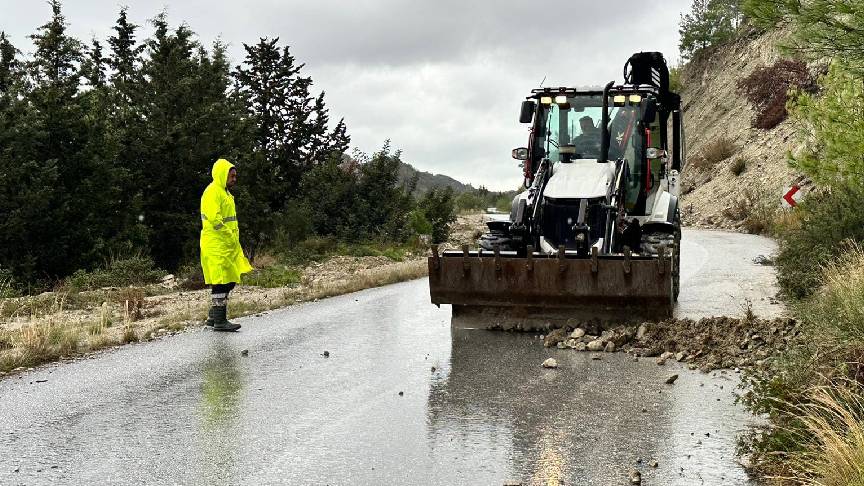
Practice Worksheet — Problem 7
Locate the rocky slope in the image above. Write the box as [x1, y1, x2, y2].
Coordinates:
[679, 28, 804, 231]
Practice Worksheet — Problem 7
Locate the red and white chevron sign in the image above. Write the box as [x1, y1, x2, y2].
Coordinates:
[782, 184, 801, 208]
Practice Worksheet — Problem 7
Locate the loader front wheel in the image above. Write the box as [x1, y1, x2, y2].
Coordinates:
[641, 211, 681, 302]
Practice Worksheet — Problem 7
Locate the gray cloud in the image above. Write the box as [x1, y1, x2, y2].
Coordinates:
[1, 0, 692, 189]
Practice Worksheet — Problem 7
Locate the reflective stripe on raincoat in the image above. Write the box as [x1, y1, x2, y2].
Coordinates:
[200, 159, 253, 284]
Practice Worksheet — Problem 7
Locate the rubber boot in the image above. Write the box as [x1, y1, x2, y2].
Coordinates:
[204, 305, 219, 327]
[212, 304, 241, 332]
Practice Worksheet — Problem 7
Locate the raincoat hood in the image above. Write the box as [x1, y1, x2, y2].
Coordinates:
[211, 159, 235, 190]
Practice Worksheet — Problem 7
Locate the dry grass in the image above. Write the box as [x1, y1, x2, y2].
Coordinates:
[690, 136, 739, 171]
[782, 384, 864, 486]
[722, 188, 779, 234]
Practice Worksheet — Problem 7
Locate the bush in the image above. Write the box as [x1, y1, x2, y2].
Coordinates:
[419, 187, 457, 244]
[0, 267, 19, 298]
[789, 63, 864, 186]
[64, 254, 165, 291]
[738, 59, 819, 130]
[741, 247, 864, 478]
[775, 186, 864, 300]
[690, 137, 738, 171]
[408, 209, 433, 237]
[730, 158, 746, 176]
[722, 188, 777, 234]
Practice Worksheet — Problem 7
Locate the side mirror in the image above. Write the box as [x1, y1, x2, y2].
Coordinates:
[641, 97, 657, 124]
[512, 147, 529, 160]
[519, 100, 536, 124]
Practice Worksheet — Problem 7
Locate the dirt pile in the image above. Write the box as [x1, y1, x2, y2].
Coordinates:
[543, 316, 800, 372]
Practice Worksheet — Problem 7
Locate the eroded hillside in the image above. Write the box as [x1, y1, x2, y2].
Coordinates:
[679, 28, 803, 231]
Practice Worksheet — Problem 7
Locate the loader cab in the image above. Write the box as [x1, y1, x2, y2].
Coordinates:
[524, 87, 682, 216]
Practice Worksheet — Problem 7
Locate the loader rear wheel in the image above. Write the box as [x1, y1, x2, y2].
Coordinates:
[641, 211, 681, 302]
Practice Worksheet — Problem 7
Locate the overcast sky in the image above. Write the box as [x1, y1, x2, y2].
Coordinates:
[2, 1, 692, 190]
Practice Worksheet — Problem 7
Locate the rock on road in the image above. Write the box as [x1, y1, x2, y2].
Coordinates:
[0, 229, 779, 485]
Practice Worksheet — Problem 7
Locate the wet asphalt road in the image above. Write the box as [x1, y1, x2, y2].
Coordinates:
[0, 229, 778, 485]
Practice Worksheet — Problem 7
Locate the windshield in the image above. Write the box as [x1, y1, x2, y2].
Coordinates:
[533, 95, 641, 163]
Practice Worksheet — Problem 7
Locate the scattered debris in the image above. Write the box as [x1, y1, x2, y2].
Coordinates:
[533, 316, 798, 372]
[587, 339, 605, 352]
[752, 255, 773, 266]
[629, 470, 642, 484]
[542, 358, 558, 369]
[322, 350, 330, 358]
[240, 349, 249, 357]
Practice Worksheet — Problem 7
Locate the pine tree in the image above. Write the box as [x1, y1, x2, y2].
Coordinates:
[133, 13, 250, 268]
[234, 38, 350, 251]
[679, 0, 743, 60]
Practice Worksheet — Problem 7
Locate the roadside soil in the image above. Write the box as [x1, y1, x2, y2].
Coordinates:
[0, 214, 488, 374]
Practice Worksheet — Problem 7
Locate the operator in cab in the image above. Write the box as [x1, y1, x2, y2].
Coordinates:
[572, 115, 601, 159]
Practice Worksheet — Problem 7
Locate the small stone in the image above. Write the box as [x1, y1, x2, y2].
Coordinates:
[604, 342, 616, 353]
[574, 341, 586, 351]
[656, 357, 667, 366]
[556, 342, 567, 349]
[564, 339, 577, 348]
[665, 374, 679, 384]
[587, 339, 605, 352]
[240, 349, 249, 357]
[431, 366, 436, 373]
[398, 391, 404, 396]
[675, 352, 686, 362]
[591, 355, 602, 360]
[542, 358, 558, 369]
[660, 351, 675, 361]
[570, 328, 586, 339]
[629, 470, 642, 484]
[649, 460, 659, 468]
[688, 364, 698, 370]
[322, 350, 330, 358]
[636, 323, 649, 340]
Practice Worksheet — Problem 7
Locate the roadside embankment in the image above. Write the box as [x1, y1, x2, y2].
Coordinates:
[0, 213, 487, 375]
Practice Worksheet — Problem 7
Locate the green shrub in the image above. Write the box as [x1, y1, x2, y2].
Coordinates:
[65, 254, 164, 291]
[730, 158, 747, 176]
[775, 186, 864, 300]
[419, 187, 457, 244]
[0, 267, 19, 298]
[408, 209, 433, 237]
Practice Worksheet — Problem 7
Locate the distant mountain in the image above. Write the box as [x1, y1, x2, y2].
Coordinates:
[398, 162, 474, 195]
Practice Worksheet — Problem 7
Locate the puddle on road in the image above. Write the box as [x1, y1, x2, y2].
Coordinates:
[426, 329, 758, 486]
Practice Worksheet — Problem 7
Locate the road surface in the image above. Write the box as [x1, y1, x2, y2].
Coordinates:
[0, 229, 779, 485]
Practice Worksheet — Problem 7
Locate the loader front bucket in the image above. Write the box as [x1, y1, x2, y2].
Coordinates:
[428, 247, 673, 331]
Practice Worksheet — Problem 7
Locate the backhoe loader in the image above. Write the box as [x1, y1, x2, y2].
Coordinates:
[429, 52, 686, 329]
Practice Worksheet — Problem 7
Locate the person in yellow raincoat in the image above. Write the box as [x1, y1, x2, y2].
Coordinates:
[200, 159, 253, 332]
